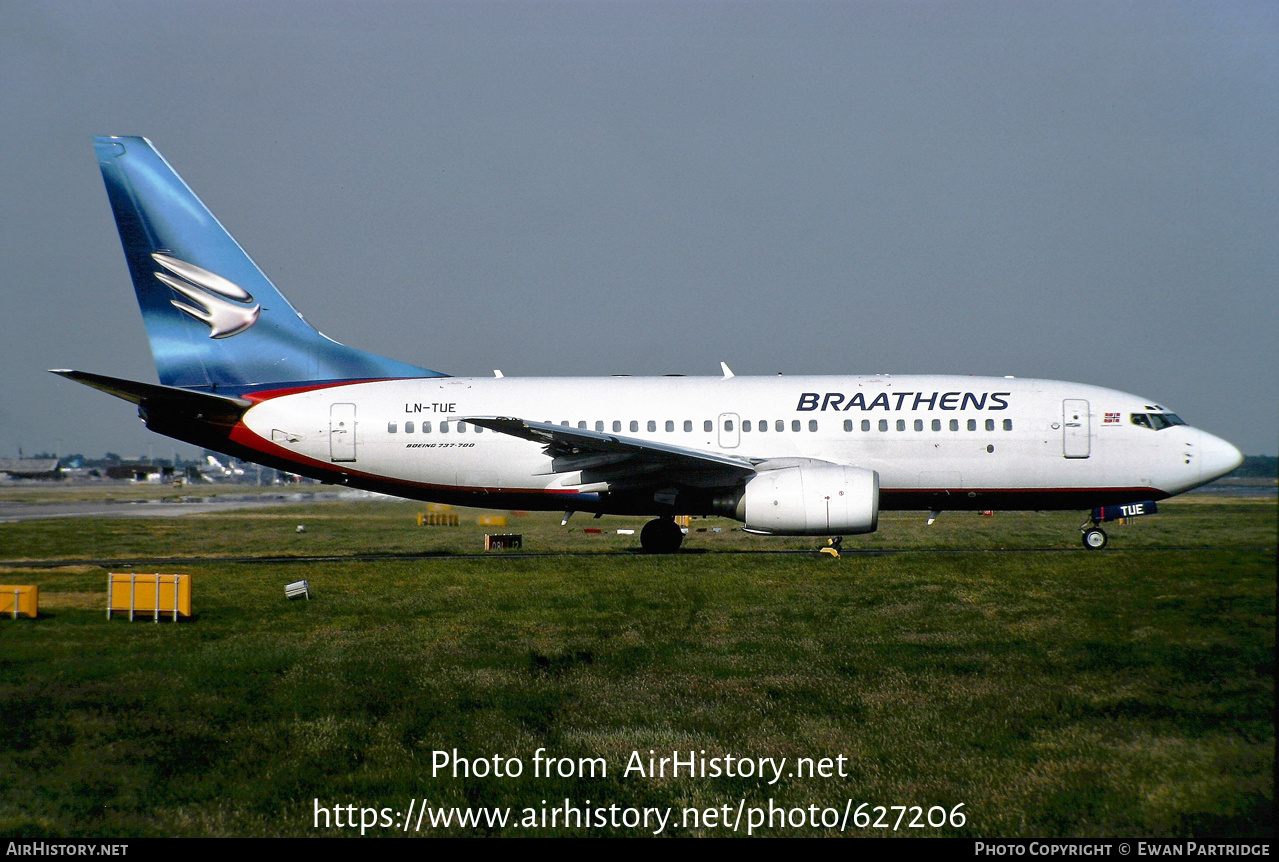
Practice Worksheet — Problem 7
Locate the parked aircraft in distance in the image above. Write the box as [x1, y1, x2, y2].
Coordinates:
[196, 454, 244, 482]
[55, 137, 1243, 552]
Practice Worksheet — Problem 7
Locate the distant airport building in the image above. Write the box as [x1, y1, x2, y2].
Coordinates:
[104, 464, 173, 483]
[0, 459, 62, 480]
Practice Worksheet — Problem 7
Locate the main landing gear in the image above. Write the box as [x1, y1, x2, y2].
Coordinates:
[1079, 519, 1108, 550]
[640, 517, 685, 554]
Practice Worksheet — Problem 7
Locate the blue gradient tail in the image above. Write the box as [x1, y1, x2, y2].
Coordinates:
[94, 136, 446, 392]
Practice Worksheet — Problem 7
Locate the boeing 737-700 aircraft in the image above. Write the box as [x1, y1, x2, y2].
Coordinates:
[55, 137, 1244, 552]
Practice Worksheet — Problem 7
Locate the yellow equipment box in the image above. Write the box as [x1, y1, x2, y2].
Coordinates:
[108, 573, 192, 621]
[1, 585, 38, 619]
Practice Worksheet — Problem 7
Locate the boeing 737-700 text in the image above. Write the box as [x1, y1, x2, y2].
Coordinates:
[54, 137, 1243, 552]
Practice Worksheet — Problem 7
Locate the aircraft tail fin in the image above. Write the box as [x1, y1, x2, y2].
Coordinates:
[93, 136, 445, 392]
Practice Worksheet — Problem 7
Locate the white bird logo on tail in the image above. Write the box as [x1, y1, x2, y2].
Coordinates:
[152, 253, 261, 339]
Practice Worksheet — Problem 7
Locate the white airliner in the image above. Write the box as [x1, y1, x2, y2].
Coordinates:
[55, 137, 1243, 552]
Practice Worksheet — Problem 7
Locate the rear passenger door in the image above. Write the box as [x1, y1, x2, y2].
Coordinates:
[330, 403, 357, 462]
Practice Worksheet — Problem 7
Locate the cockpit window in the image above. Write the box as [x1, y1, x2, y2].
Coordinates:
[1131, 412, 1186, 430]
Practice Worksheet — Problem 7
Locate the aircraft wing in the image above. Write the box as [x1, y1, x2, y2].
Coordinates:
[463, 416, 757, 485]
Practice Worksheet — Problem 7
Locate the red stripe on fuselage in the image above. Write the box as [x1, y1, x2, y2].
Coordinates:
[241, 378, 400, 404]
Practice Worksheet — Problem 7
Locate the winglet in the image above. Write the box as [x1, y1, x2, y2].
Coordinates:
[720, 362, 734, 378]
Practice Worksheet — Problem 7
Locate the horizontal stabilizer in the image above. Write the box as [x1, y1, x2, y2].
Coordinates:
[50, 369, 250, 413]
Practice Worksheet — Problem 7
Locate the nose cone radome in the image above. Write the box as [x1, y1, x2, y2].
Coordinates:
[1199, 430, 1244, 483]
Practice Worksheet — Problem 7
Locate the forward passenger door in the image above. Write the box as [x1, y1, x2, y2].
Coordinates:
[1062, 399, 1090, 459]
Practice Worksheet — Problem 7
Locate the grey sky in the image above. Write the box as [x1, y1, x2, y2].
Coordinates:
[2, 1, 1276, 459]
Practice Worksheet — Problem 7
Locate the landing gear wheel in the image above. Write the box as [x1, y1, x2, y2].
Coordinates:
[1082, 527, 1108, 550]
[640, 518, 684, 554]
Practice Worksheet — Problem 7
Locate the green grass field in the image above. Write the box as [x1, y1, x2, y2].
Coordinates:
[0, 493, 1273, 837]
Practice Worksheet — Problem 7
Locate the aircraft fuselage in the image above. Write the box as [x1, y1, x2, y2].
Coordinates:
[220, 373, 1236, 516]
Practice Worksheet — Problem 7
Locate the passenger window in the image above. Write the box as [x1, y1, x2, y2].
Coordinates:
[704, 420, 713, 432]
[914, 419, 923, 432]
[595, 421, 604, 432]
[985, 419, 994, 432]
[896, 419, 906, 432]
[647, 420, 657, 432]
[405, 421, 415, 433]
[630, 421, 639, 432]
[776, 420, 784, 432]
[743, 420, 752, 432]
[950, 419, 959, 431]
[422, 421, 432, 433]
[684, 420, 692, 432]
[1003, 419, 1013, 431]
[561, 421, 570, 427]
[665, 420, 674, 432]
[759, 419, 768, 432]
[724, 419, 734, 432]
[843, 419, 852, 432]
[809, 419, 817, 432]
[577, 421, 586, 430]
[792, 420, 801, 432]
[440, 422, 450, 433]
[613, 421, 622, 432]
[460, 422, 469, 433]
[967, 419, 976, 431]
[932, 419, 941, 432]
[878, 419, 888, 432]
[388, 422, 398, 433]
[862, 419, 871, 432]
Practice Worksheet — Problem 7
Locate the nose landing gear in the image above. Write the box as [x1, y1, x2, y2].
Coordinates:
[1079, 519, 1108, 550]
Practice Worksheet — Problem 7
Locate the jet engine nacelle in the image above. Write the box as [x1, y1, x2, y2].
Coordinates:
[740, 464, 880, 535]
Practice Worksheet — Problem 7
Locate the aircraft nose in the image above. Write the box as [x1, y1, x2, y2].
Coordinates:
[1198, 429, 1244, 483]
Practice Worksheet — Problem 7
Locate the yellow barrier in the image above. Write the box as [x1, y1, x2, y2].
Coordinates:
[478, 515, 507, 527]
[107, 573, 192, 621]
[0, 585, 38, 619]
[417, 512, 460, 526]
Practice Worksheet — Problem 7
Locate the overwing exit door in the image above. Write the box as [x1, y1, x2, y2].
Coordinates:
[718, 413, 740, 449]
